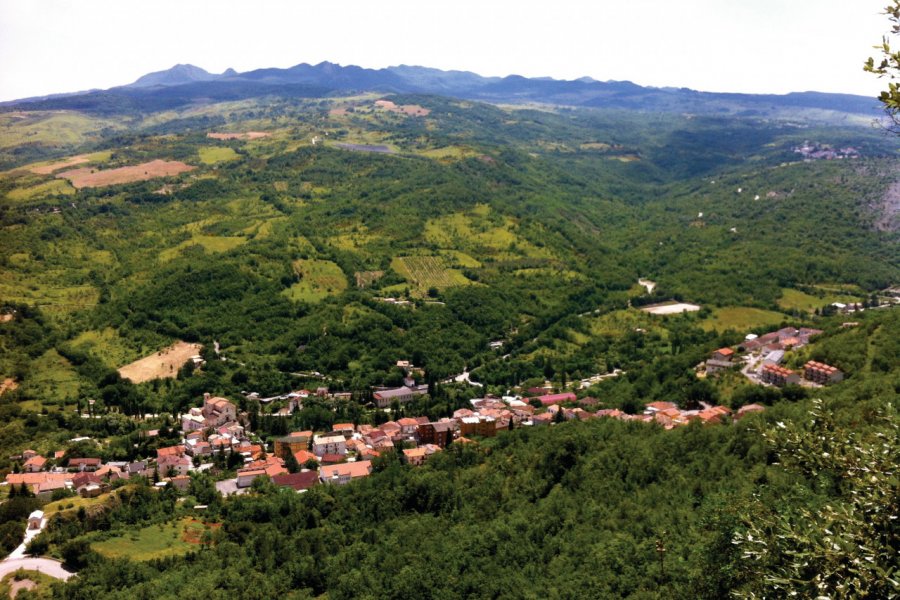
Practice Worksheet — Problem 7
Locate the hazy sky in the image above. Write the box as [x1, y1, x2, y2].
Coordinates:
[0, 0, 894, 102]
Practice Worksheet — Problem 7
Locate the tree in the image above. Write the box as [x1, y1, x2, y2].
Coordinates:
[865, 1, 900, 130]
[733, 400, 899, 599]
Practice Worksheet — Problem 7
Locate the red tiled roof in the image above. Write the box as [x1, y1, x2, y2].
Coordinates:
[537, 392, 577, 406]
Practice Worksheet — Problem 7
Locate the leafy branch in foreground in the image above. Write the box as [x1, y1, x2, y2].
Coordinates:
[733, 399, 899, 599]
[866, 1, 900, 130]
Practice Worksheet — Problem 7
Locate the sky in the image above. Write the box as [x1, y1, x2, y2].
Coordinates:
[0, 0, 895, 102]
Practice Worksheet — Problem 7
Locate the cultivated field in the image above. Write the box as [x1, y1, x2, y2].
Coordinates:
[391, 256, 472, 292]
[777, 287, 860, 313]
[198, 146, 239, 164]
[117, 341, 202, 383]
[640, 302, 702, 315]
[58, 159, 194, 188]
[6, 179, 75, 202]
[374, 99, 431, 116]
[282, 259, 348, 303]
[206, 131, 269, 140]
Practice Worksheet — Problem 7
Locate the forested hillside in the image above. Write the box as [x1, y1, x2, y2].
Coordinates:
[1, 88, 898, 598]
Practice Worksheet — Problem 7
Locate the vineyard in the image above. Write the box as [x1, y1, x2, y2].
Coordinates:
[390, 255, 472, 294]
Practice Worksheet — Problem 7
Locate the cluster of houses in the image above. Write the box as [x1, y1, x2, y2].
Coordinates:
[5, 448, 154, 500]
[701, 326, 845, 388]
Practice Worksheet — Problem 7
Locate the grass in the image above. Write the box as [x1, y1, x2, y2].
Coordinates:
[423, 206, 555, 259]
[700, 306, 787, 332]
[0, 569, 58, 599]
[198, 146, 239, 164]
[159, 235, 247, 262]
[391, 256, 473, 294]
[777, 287, 861, 312]
[70, 328, 139, 369]
[0, 112, 121, 149]
[91, 518, 212, 561]
[6, 179, 75, 202]
[43, 491, 115, 516]
[282, 259, 348, 303]
[19, 349, 80, 404]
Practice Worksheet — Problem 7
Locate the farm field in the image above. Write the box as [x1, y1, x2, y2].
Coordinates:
[391, 255, 472, 294]
[117, 341, 202, 383]
[26, 151, 111, 175]
[91, 518, 215, 561]
[198, 146, 239, 164]
[6, 179, 75, 201]
[699, 306, 787, 332]
[282, 259, 348, 303]
[207, 131, 269, 140]
[57, 159, 194, 188]
[777, 287, 861, 312]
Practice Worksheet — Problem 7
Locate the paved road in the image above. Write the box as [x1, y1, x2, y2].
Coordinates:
[0, 557, 74, 581]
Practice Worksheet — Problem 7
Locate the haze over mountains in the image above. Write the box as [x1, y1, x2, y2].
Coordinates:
[4, 61, 883, 120]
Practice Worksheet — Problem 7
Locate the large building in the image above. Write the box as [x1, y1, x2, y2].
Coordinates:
[760, 364, 801, 387]
[417, 421, 455, 448]
[803, 361, 844, 385]
[372, 385, 429, 408]
[274, 431, 313, 460]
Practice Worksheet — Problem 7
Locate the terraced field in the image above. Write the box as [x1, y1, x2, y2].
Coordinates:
[391, 255, 472, 293]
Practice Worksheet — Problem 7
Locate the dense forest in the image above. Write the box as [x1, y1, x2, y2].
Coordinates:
[1, 88, 898, 597]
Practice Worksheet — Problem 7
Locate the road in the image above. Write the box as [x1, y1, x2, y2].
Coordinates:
[0, 558, 74, 581]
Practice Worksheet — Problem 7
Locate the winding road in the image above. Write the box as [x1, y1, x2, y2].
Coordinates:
[0, 557, 74, 581]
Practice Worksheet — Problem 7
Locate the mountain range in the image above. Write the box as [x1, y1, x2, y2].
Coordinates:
[3, 61, 884, 119]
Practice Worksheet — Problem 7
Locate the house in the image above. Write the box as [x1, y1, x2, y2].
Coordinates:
[170, 475, 191, 492]
[372, 385, 429, 408]
[319, 453, 345, 465]
[536, 392, 577, 406]
[23, 455, 47, 473]
[332, 423, 355, 437]
[157, 454, 192, 476]
[27, 510, 43, 530]
[271, 471, 318, 492]
[644, 401, 678, 414]
[706, 348, 735, 375]
[312, 434, 347, 457]
[530, 412, 554, 426]
[5, 472, 72, 496]
[803, 361, 844, 384]
[380, 421, 401, 438]
[417, 421, 455, 448]
[157, 445, 186, 459]
[319, 461, 373, 485]
[712, 348, 734, 363]
[274, 431, 313, 460]
[236, 468, 267, 488]
[458, 415, 497, 438]
[760, 364, 801, 387]
[403, 447, 428, 466]
[201, 393, 238, 427]
[72, 472, 102, 492]
[397, 417, 420, 436]
[293, 450, 318, 466]
[22, 449, 37, 460]
[68, 458, 101, 472]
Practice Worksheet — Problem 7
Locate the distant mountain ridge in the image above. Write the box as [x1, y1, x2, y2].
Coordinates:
[3, 60, 883, 119]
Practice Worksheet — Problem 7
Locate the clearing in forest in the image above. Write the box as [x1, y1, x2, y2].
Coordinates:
[198, 146, 239, 164]
[206, 132, 269, 140]
[57, 159, 194, 188]
[640, 302, 702, 315]
[699, 307, 786, 332]
[391, 255, 472, 293]
[117, 341, 202, 383]
[282, 259, 348, 303]
[374, 99, 431, 116]
[91, 518, 218, 561]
